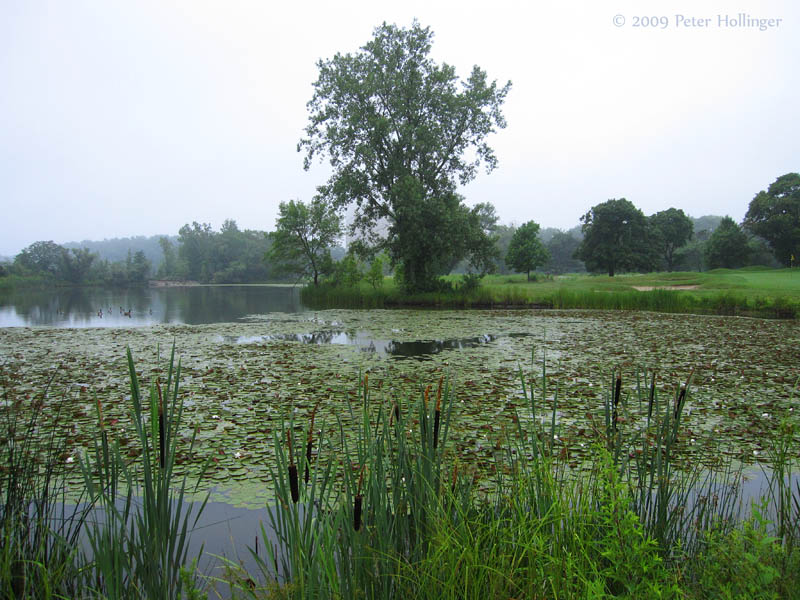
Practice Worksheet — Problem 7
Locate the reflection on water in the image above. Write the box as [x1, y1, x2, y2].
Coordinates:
[0, 285, 306, 327]
[218, 331, 506, 359]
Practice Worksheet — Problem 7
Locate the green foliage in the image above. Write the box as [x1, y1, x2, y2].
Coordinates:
[299, 21, 510, 292]
[505, 220, 549, 280]
[543, 230, 585, 274]
[13, 240, 65, 277]
[705, 217, 751, 269]
[575, 198, 656, 276]
[267, 199, 341, 286]
[366, 253, 386, 289]
[650, 208, 694, 271]
[692, 505, 799, 599]
[744, 173, 800, 267]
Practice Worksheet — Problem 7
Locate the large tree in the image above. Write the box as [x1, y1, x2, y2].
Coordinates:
[574, 198, 654, 277]
[298, 21, 511, 292]
[505, 221, 549, 280]
[705, 216, 750, 269]
[649, 208, 694, 271]
[743, 173, 800, 267]
[267, 199, 341, 285]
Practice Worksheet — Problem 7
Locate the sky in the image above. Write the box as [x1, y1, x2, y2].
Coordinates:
[1, 0, 798, 258]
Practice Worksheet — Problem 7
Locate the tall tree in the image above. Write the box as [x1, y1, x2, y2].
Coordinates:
[298, 21, 511, 292]
[705, 216, 750, 269]
[14, 241, 64, 276]
[743, 173, 800, 267]
[574, 199, 654, 277]
[505, 221, 549, 281]
[649, 208, 694, 271]
[267, 199, 341, 285]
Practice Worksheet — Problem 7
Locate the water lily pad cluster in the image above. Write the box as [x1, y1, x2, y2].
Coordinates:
[1, 309, 798, 507]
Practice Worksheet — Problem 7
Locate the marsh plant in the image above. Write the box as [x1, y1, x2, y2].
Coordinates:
[80, 346, 209, 599]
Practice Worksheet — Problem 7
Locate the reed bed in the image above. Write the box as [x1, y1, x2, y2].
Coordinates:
[1, 346, 799, 598]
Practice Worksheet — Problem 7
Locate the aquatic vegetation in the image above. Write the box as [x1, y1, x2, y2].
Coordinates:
[1, 309, 798, 506]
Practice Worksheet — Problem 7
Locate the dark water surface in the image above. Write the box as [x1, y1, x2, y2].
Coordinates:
[0, 285, 306, 327]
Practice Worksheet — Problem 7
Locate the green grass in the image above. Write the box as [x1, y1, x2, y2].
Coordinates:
[302, 268, 800, 318]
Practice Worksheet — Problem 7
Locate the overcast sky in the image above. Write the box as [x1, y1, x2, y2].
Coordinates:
[1, 0, 798, 257]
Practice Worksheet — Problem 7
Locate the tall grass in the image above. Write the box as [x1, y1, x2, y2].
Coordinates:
[80, 346, 209, 598]
[0, 375, 91, 598]
[232, 353, 799, 599]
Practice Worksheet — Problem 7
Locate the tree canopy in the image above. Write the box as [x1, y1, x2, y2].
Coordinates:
[574, 199, 654, 277]
[267, 199, 341, 285]
[298, 21, 511, 292]
[705, 216, 750, 269]
[743, 173, 800, 267]
[505, 221, 549, 280]
[649, 208, 693, 272]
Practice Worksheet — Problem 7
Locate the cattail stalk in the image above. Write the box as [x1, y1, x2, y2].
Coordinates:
[354, 466, 365, 531]
[648, 371, 656, 420]
[157, 379, 165, 469]
[287, 430, 299, 504]
[433, 377, 443, 450]
[612, 373, 621, 433]
[305, 400, 319, 485]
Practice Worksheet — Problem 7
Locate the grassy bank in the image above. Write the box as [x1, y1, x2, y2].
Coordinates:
[301, 267, 800, 318]
[2, 347, 799, 598]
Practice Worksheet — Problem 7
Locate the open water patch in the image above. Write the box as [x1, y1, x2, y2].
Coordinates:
[213, 331, 535, 360]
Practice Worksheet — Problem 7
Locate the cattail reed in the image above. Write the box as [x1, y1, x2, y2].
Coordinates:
[648, 371, 656, 420]
[433, 376, 443, 450]
[305, 400, 319, 485]
[353, 494, 363, 531]
[674, 387, 686, 420]
[157, 378, 165, 469]
[354, 466, 365, 531]
[612, 373, 621, 433]
[287, 430, 299, 504]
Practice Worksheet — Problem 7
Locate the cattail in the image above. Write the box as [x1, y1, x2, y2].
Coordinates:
[451, 464, 458, 494]
[96, 397, 105, 431]
[648, 371, 656, 420]
[287, 430, 299, 503]
[305, 400, 320, 484]
[157, 379, 165, 469]
[612, 373, 621, 433]
[674, 387, 686, 420]
[353, 494, 363, 531]
[433, 381, 442, 450]
[354, 466, 365, 531]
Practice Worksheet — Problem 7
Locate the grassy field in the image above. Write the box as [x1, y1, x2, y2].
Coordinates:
[302, 267, 800, 318]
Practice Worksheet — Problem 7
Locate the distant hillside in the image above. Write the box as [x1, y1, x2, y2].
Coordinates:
[62, 235, 178, 268]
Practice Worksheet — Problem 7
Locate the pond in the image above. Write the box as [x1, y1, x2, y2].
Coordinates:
[0, 284, 306, 327]
[2, 292, 799, 592]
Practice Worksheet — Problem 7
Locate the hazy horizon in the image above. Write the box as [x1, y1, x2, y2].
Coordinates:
[2, 1, 798, 257]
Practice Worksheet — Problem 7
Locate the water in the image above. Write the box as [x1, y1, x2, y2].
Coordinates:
[0, 285, 306, 327]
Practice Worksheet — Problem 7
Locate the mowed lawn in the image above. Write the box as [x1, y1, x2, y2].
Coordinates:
[476, 267, 800, 302]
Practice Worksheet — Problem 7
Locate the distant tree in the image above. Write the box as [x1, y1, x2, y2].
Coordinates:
[127, 250, 151, 284]
[743, 173, 800, 266]
[178, 222, 215, 281]
[574, 199, 654, 276]
[14, 241, 64, 276]
[157, 237, 178, 278]
[649, 208, 694, 271]
[544, 231, 585, 274]
[505, 221, 550, 281]
[59, 247, 97, 284]
[704, 217, 750, 269]
[299, 21, 511, 292]
[674, 229, 712, 272]
[267, 199, 341, 285]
